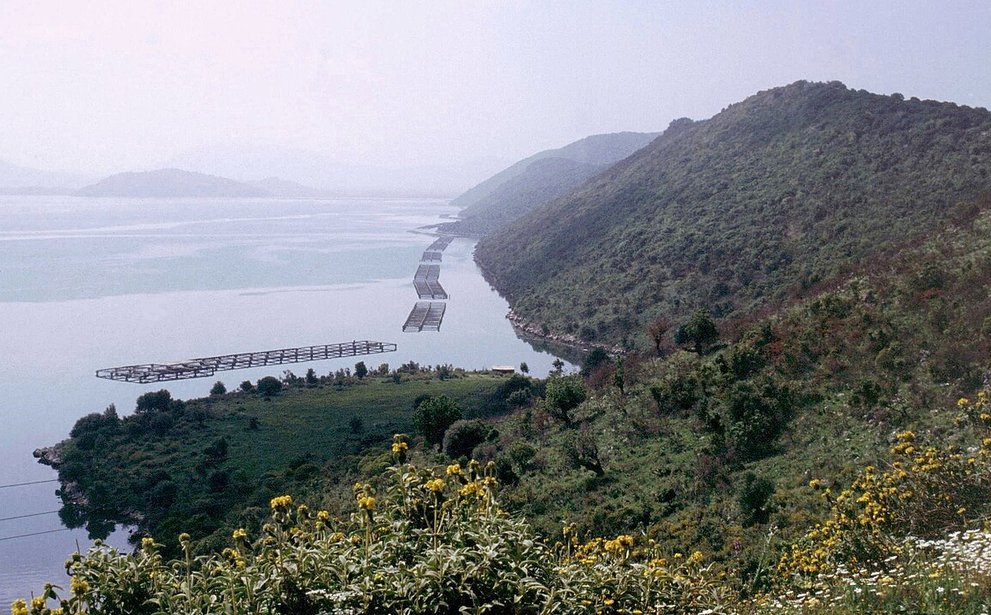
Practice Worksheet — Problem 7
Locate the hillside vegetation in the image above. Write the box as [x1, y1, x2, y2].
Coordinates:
[44, 368, 514, 557]
[26, 82, 991, 613]
[475, 81, 991, 348]
[34, 207, 991, 613]
[443, 131, 658, 236]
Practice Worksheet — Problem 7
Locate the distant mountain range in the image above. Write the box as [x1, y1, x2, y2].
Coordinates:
[165, 144, 506, 196]
[0, 145, 510, 198]
[75, 169, 267, 198]
[442, 132, 659, 236]
[73, 168, 344, 199]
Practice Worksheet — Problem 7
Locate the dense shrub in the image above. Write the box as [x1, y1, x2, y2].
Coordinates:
[442, 419, 490, 459]
[412, 396, 463, 448]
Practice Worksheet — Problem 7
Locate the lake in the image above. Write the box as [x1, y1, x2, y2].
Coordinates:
[0, 195, 568, 604]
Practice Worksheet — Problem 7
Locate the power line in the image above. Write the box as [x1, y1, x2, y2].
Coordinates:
[0, 510, 60, 523]
[0, 528, 70, 542]
[0, 479, 59, 490]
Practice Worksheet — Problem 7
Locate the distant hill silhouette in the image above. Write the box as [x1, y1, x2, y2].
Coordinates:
[76, 169, 268, 198]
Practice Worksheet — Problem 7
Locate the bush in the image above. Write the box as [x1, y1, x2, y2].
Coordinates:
[210, 381, 227, 396]
[544, 375, 587, 424]
[413, 396, 463, 448]
[257, 376, 282, 397]
[737, 472, 775, 526]
[442, 419, 490, 459]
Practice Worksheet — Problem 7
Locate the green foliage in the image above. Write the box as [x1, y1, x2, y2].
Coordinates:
[675, 309, 719, 355]
[135, 389, 179, 414]
[445, 131, 658, 237]
[543, 374, 586, 424]
[442, 419, 490, 459]
[737, 472, 775, 526]
[354, 361, 368, 380]
[476, 81, 991, 347]
[256, 376, 282, 397]
[50, 374, 505, 555]
[209, 381, 226, 396]
[580, 347, 610, 377]
[28, 459, 733, 615]
[412, 395, 463, 448]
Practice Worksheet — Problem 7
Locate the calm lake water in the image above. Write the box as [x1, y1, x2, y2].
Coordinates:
[0, 195, 567, 603]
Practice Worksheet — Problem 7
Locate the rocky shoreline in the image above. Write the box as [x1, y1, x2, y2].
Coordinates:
[506, 309, 625, 356]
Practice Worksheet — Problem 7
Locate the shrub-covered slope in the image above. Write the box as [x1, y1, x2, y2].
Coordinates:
[475, 81, 991, 348]
[440, 157, 606, 237]
[443, 131, 658, 236]
[36, 208, 991, 612]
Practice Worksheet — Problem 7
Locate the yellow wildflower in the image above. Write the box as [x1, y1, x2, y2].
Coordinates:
[446, 463, 462, 476]
[270, 495, 293, 509]
[232, 528, 247, 540]
[317, 510, 331, 522]
[70, 575, 89, 595]
[424, 478, 446, 493]
[958, 397, 970, 407]
[10, 599, 28, 615]
[357, 495, 376, 511]
[141, 537, 155, 550]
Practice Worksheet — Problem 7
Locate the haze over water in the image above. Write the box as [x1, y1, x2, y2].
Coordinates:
[0, 195, 567, 604]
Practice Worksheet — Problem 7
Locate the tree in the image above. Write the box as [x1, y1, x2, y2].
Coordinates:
[674, 309, 719, 355]
[519, 362, 529, 375]
[305, 368, 318, 386]
[551, 358, 565, 375]
[442, 419, 490, 459]
[581, 348, 610, 377]
[413, 396, 463, 448]
[239, 380, 255, 393]
[647, 317, 670, 356]
[354, 361, 368, 380]
[544, 375, 586, 424]
[210, 381, 227, 396]
[257, 376, 282, 397]
[612, 357, 625, 396]
[565, 430, 605, 476]
[738, 472, 775, 526]
[135, 390, 174, 413]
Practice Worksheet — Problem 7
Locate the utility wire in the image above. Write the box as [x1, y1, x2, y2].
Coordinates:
[0, 528, 70, 542]
[0, 510, 60, 523]
[0, 479, 59, 489]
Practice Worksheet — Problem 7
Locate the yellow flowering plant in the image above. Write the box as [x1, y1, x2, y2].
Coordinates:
[19, 445, 735, 615]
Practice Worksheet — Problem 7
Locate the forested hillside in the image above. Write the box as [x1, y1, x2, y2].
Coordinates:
[34, 205, 991, 613]
[443, 131, 658, 236]
[475, 81, 991, 348]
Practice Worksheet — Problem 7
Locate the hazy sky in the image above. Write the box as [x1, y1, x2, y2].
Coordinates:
[1, 1, 989, 177]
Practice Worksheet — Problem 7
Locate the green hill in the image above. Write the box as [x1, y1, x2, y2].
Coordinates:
[441, 157, 607, 237]
[474, 81, 991, 348]
[443, 131, 658, 236]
